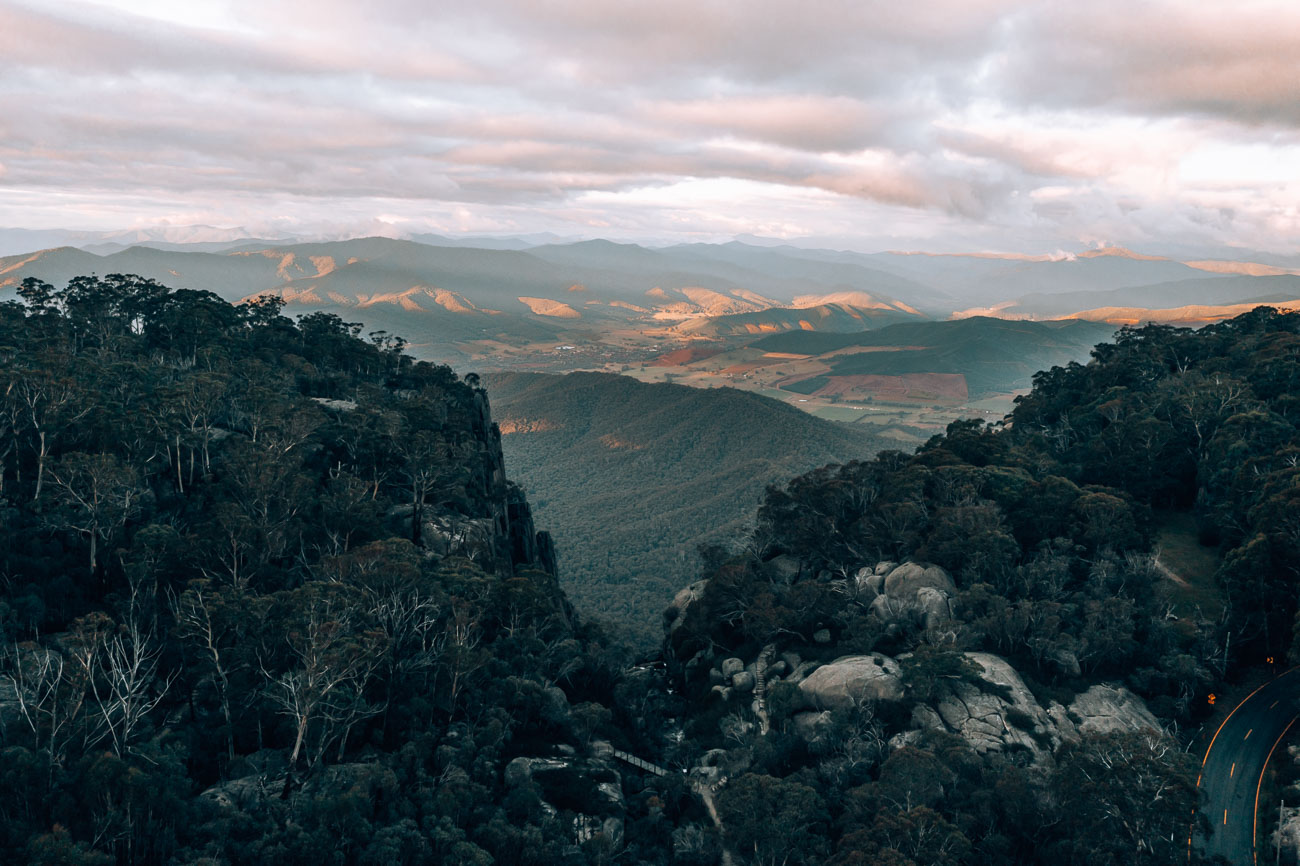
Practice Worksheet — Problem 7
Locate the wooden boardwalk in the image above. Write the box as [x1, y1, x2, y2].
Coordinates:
[610, 748, 669, 777]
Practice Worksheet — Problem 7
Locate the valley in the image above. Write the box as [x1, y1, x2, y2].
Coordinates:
[4, 253, 1299, 866]
[11, 3, 1300, 862]
[486, 371, 886, 650]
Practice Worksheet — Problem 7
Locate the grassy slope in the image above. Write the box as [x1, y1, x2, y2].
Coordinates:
[484, 371, 884, 651]
[1154, 510, 1225, 620]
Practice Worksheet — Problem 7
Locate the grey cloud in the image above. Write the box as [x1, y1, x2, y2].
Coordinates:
[1, 0, 1297, 253]
[464, 0, 1017, 91]
[935, 129, 1099, 180]
[997, 1, 1300, 126]
[643, 95, 892, 153]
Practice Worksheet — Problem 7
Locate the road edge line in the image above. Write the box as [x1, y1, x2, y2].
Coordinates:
[1252, 714, 1299, 865]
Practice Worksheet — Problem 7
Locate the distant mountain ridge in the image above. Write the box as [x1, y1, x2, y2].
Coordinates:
[2, 236, 1295, 370]
[679, 302, 919, 337]
[0, 237, 930, 360]
[953, 274, 1300, 322]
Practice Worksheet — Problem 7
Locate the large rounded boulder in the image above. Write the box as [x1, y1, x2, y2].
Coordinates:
[882, 562, 956, 601]
[798, 653, 903, 710]
[1068, 684, 1160, 735]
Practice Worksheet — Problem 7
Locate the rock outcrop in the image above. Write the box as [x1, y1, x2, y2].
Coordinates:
[861, 561, 959, 636]
[505, 482, 557, 577]
[662, 565, 1158, 767]
[916, 586, 954, 631]
[1275, 803, 1300, 865]
[904, 653, 1160, 762]
[665, 580, 708, 637]
[382, 387, 558, 581]
[415, 512, 496, 561]
[911, 652, 1057, 759]
[883, 562, 957, 600]
[1067, 684, 1160, 735]
[1277, 753, 1300, 862]
[798, 653, 903, 710]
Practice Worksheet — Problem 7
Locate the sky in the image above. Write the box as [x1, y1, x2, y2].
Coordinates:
[1, 0, 1298, 254]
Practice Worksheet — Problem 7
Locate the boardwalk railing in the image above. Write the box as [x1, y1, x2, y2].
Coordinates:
[610, 749, 670, 777]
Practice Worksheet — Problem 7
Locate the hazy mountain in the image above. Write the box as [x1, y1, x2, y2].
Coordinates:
[0, 238, 933, 363]
[0, 229, 109, 257]
[3, 236, 1293, 376]
[840, 248, 1231, 306]
[80, 237, 301, 255]
[406, 231, 580, 250]
[957, 274, 1300, 322]
[486, 371, 884, 649]
[0, 224, 303, 257]
[678, 302, 920, 337]
[662, 240, 951, 308]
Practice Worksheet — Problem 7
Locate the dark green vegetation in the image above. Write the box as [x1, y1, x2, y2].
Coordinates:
[1153, 510, 1224, 619]
[485, 371, 884, 651]
[1011, 308, 1300, 657]
[3, 271, 1298, 866]
[754, 317, 1117, 397]
[656, 308, 1300, 865]
[0, 276, 618, 865]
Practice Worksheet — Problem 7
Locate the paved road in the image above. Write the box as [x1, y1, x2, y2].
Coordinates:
[1198, 668, 1300, 864]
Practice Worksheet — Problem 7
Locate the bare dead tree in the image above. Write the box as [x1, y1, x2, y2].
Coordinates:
[88, 617, 173, 758]
[262, 589, 382, 770]
[45, 453, 143, 578]
[14, 372, 89, 502]
[2, 641, 84, 767]
[438, 594, 487, 716]
[171, 584, 238, 762]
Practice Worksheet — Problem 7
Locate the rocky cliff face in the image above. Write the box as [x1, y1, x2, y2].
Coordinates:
[479, 389, 557, 578]
[406, 387, 557, 579]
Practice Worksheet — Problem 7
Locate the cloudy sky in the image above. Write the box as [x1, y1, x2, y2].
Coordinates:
[2, 0, 1298, 253]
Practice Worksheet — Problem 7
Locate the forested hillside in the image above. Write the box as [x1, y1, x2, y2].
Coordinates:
[3, 273, 1298, 865]
[1010, 307, 1300, 655]
[485, 371, 884, 650]
[0, 275, 618, 865]
[643, 306, 1300, 866]
[754, 317, 1116, 397]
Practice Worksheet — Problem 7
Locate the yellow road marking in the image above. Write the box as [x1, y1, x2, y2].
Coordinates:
[1225, 809, 1229, 825]
[1200, 667, 1299, 770]
[1191, 667, 1300, 862]
[1245, 728, 1253, 740]
[1271, 700, 1279, 709]
[1253, 716, 1300, 860]
[1231, 762, 1235, 777]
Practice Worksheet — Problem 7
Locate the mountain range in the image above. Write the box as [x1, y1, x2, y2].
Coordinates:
[3, 233, 1297, 391]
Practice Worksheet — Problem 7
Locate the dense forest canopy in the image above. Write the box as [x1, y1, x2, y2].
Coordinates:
[652, 306, 1300, 866]
[673, 309, 1300, 706]
[2, 273, 1298, 866]
[486, 370, 884, 651]
[0, 275, 617, 865]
